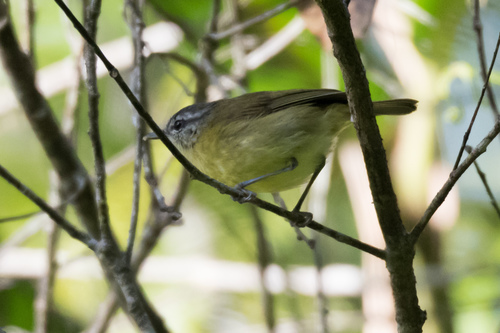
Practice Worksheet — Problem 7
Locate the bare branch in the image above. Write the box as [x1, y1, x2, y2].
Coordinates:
[124, 0, 146, 265]
[452, 33, 500, 170]
[207, 0, 298, 41]
[473, 0, 499, 115]
[249, 206, 276, 332]
[154, 52, 209, 103]
[52, 0, 385, 258]
[0, 164, 96, 248]
[34, 174, 63, 333]
[83, 0, 115, 243]
[0, 0, 100, 238]
[465, 146, 500, 219]
[272, 193, 315, 249]
[84, 168, 189, 333]
[315, 0, 426, 330]
[0, 210, 40, 223]
[411, 118, 500, 242]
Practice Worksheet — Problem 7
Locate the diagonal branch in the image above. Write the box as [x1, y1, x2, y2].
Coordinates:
[0, 0, 101, 238]
[0, 164, 96, 248]
[207, 0, 298, 40]
[52, 0, 386, 259]
[465, 146, 500, 219]
[452, 34, 500, 170]
[473, 0, 499, 115]
[410, 117, 500, 243]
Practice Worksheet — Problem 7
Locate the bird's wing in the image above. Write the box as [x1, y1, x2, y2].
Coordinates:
[217, 89, 348, 122]
[268, 89, 348, 112]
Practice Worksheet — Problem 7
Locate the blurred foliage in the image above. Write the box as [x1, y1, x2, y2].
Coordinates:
[0, 0, 500, 332]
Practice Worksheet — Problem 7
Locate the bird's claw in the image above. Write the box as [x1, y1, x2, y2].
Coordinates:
[232, 185, 256, 203]
[292, 211, 313, 228]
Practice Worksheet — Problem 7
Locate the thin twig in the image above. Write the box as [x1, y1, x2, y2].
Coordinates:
[52, 0, 386, 259]
[226, 0, 247, 90]
[207, 0, 298, 40]
[244, 16, 305, 70]
[34, 173, 63, 333]
[124, 0, 146, 265]
[465, 146, 500, 219]
[34, 223, 61, 333]
[0, 0, 101, 238]
[453, 33, 500, 170]
[201, 0, 224, 93]
[84, 169, 189, 333]
[411, 117, 500, 243]
[306, 158, 333, 333]
[0, 164, 96, 249]
[61, 21, 84, 141]
[84, 292, 120, 333]
[83, 0, 114, 242]
[249, 206, 276, 333]
[0, 210, 40, 223]
[154, 52, 209, 103]
[473, 0, 499, 115]
[272, 193, 314, 249]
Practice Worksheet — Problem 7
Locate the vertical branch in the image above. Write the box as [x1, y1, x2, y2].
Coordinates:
[249, 206, 276, 333]
[306, 159, 334, 333]
[314, 0, 426, 331]
[201, 0, 223, 94]
[125, 0, 146, 265]
[0, 0, 100, 238]
[34, 174, 62, 333]
[24, 0, 36, 62]
[83, 0, 114, 241]
[225, 0, 247, 90]
[473, 0, 498, 115]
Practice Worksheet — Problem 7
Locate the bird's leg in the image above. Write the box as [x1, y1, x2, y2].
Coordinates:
[291, 158, 326, 227]
[235, 157, 298, 190]
[232, 158, 298, 203]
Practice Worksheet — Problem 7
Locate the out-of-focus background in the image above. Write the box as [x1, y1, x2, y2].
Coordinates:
[0, 0, 499, 332]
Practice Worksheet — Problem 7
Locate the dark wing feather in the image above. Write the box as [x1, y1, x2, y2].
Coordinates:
[268, 89, 347, 112]
[215, 89, 348, 122]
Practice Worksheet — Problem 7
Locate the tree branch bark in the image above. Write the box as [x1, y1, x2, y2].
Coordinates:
[314, 1, 426, 331]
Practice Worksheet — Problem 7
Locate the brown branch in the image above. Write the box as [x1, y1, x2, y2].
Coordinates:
[83, 0, 114, 242]
[411, 118, 500, 241]
[465, 146, 500, 219]
[34, 225, 60, 333]
[207, 0, 298, 41]
[249, 206, 276, 332]
[0, 0, 100, 238]
[314, 0, 426, 331]
[34, 174, 63, 333]
[0, 1, 170, 331]
[0, 164, 96, 248]
[124, 0, 146, 265]
[84, 169, 189, 333]
[473, 0, 499, 115]
[52, 0, 386, 259]
[154, 52, 209, 103]
[452, 33, 500, 170]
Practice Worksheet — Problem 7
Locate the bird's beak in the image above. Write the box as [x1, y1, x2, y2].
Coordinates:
[143, 132, 159, 141]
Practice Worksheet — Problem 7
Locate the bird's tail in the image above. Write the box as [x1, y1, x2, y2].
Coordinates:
[373, 99, 418, 116]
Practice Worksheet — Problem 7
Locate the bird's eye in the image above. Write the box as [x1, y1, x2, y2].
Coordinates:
[172, 119, 184, 131]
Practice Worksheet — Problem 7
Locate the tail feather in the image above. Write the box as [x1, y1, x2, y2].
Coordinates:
[373, 99, 418, 116]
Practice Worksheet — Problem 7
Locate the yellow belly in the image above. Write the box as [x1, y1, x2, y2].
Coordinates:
[179, 105, 350, 193]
